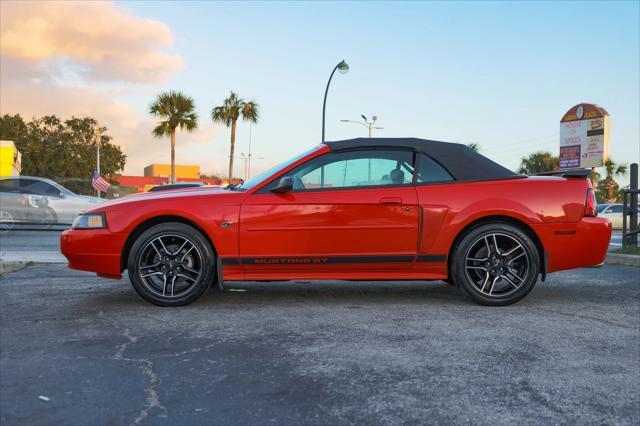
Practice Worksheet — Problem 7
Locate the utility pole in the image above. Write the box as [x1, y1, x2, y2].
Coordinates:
[340, 115, 384, 183]
[248, 124, 252, 178]
[241, 124, 263, 180]
[95, 121, 101, 199]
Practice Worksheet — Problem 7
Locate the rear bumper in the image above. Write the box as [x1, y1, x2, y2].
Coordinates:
[532, 217, 611, 273]
[60, 229, 127, 279]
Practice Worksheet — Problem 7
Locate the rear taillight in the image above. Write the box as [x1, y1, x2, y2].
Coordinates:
[584, 188, 597, 217]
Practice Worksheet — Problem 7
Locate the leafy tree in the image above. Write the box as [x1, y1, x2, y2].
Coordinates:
[517, 151, 559, 175]
[0, 114, 28, 141]
[0, 114, 126, 194]
[599, 158, 627, 203]
[149, 91, 198, 184]
[594, 180, 624, 204]
[466, 143, 480, 152]
[211, 91, 259, 182]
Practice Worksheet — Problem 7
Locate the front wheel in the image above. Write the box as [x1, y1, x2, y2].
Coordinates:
[451, 223, 540, 306]
[127, 222, 215, 306]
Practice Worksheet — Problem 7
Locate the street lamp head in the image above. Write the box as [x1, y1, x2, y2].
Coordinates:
[360, 114, 367, 122]
[337, 60, 349, 74]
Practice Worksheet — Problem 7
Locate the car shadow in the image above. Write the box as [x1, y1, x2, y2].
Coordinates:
[88, 279, 474, 308]
[83, 272, 638, 309]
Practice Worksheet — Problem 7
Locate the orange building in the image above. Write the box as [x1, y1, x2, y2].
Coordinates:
[144, 164, 200, 179]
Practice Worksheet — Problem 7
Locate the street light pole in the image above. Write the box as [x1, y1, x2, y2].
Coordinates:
[340, 115, 384, 138]
[322, 60, 349, 143]
[340, 115, 384, 182]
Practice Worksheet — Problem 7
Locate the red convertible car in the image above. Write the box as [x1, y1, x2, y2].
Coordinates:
[61, 138, 611, 306]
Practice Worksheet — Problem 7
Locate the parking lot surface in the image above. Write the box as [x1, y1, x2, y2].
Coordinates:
[1, 264, 639, 425]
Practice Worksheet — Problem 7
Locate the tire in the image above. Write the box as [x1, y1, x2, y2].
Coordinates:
[451, 222, 540, 306]
[40, 208, 57, 230]
[127, 222, 215, 306]
[0, 210, 14, 233]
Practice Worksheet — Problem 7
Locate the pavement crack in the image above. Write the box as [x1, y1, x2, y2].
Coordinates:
[108, 325, 167, 425]
[132, 359, 167, 426]
[114, 328, 138, 360]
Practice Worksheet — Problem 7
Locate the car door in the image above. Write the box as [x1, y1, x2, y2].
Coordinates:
[0, 179, 30, 223]
[601, 205, 623, 229]
[20, 179, 69, 224]
[238, 149, 420, 275]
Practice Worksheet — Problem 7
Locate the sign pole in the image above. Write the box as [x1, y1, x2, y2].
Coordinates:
[95, 122, 101, 199]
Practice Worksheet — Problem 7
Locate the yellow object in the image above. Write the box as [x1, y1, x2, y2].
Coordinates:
[0, 140, 21, 177]
[144, 164, 200, 179]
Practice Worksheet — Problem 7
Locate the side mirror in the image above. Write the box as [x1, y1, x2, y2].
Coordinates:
[270, 176, 293, 193]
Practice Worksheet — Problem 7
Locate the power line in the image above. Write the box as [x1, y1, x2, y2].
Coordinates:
[485, 140, 558, 158]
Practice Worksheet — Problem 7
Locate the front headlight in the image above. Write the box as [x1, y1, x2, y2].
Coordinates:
[72, 212, 107, 229]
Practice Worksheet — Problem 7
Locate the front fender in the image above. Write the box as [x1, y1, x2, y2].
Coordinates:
[106, 200, 241, 260]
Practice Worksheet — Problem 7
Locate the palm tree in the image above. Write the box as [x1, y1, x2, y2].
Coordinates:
[601, 158, 627, 203]
[517, 151, 559, 175]
[149, 91, 198, 184]
[211, 91, 259, 182]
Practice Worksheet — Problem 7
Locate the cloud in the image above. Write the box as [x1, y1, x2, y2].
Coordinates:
[0, 0, 183, 83]
[0, 1, 223, 176]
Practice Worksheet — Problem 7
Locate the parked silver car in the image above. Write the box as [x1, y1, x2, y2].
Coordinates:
[597, 204, 623, 229]
[0, 176, 103, 226]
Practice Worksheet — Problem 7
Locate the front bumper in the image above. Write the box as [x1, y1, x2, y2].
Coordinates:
[60, 229, 127, 279]
[532, 217, 612, 273]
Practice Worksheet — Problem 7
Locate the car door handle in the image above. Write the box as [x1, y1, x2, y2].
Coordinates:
[379, 197, 403, 204]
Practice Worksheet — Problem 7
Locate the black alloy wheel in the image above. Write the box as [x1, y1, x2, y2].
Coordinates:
[127, 222, 215, 306]
[451, 223, 540, 306]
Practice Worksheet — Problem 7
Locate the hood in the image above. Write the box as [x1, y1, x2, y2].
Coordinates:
[89, 186, 236, 210]
[73, 194, 105, 204]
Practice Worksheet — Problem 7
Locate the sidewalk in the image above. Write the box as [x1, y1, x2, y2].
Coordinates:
[0, 251, 66, 263]
[0, 251, 65, 275]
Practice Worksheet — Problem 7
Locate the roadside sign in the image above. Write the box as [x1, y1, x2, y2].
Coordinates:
[560, 103, 609, 168]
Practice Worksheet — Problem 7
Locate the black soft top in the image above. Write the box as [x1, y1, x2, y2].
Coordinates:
[324, 137, 519, 182]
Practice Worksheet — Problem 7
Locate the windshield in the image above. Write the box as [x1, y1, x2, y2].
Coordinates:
[596, 204, 609, 213]
[238, 146, 322, 190]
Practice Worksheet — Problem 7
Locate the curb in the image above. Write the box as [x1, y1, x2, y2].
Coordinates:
[605, 253, 640, 267]
[0, 261, 32, 275]
[0, 252, 66, 264]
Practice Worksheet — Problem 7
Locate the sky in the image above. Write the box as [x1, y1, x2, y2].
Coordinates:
[1, 0, 639, 185]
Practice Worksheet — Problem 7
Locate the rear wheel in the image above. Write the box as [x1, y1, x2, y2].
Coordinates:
[127, 222, 215, 306]
[451, 223, 540, 306]
[0, 210, 13, 233]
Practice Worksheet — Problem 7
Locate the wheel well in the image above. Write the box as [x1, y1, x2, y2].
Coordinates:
[120, 215, 217, 272]
[447, 215, 546, 280]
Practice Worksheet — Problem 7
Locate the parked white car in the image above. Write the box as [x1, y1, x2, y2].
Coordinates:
[597, 204, 623, 229]
[0, 176, 104, 226]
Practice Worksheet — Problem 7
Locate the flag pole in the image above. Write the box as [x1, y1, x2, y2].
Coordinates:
[95, 121, 101, 199]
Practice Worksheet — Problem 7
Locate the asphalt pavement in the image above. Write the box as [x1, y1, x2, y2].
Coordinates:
[1, 264, 639, 425]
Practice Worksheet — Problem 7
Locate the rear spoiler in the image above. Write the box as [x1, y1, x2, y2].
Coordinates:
[535, 169, 591, 178]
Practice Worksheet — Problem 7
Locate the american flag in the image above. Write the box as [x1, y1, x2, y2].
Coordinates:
[91, 170, 111, 192]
